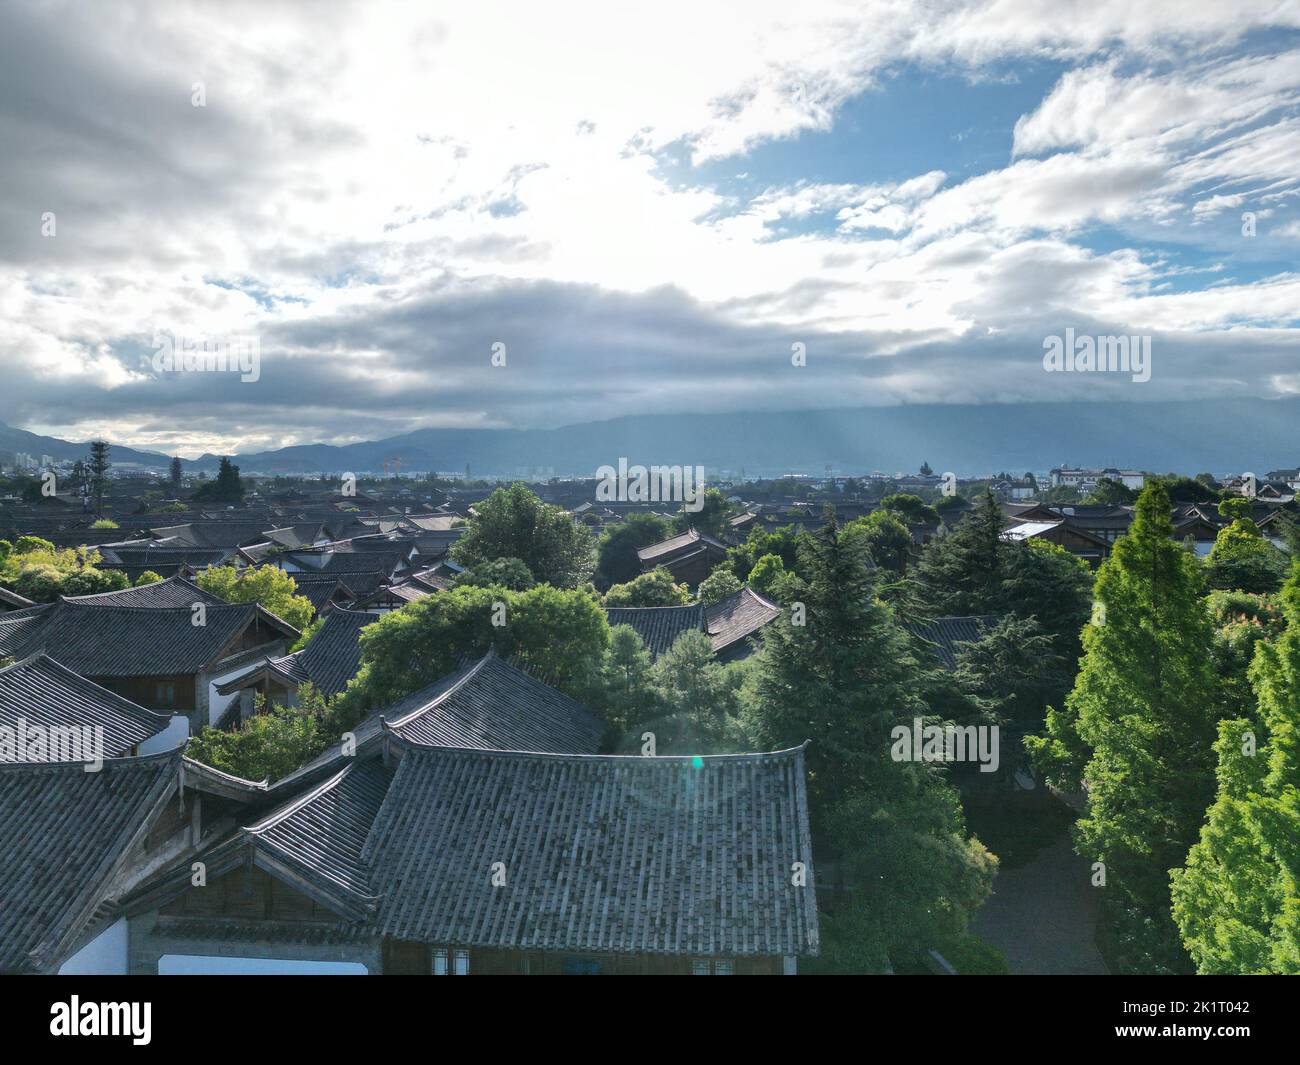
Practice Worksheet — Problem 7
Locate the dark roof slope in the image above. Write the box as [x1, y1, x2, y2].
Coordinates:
[706, 587, 780, 655]
[221, 607, 374, 698]
[61, 575, 223, 609]
[0, 750, 180, 971]
[364, 742, 819, 957]
[636, 528, 726, 563]
[903, 615, 999, 669]
[0, 654, 172, 759]
[0, 587, 35, 609]
[242, 760, 390, 914]
[0, 604, 54, 657]
[12, 601, 298, 676]
[386, 651, 604, 753]
[605, 603, 707, 658]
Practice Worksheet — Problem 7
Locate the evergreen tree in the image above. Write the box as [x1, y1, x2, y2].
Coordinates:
[907, 491, 1004, 615]
[1171, 560, 1300, 973]
[744, 516, 994, 971]
[597, 624, 662, 743]
[88, 439, 110, 517]
[169, 456, 183, 493]
[1027, 483, 1219, 973]
[193, 456, 245, 504]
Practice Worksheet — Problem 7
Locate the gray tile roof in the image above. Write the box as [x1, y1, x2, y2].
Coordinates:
[363, 741, 819, 957]
[386, 651, 604, 753]
[0, 750, 180, 971]
[61, 575, 224, 609]
[636, 528, 727, 563]
[904, 615, 999, 669]
[0, 654, 173, 759]
[242, 760, 390, 915]
[0, 587, 35, 610]
[0, 604, 54, 657]
[706, 587, 780, 656]
[605, 603, 707, 658]
[221, 607, 375, 698]
[11, 601, 298, 677]
[266, 651, 604, 795]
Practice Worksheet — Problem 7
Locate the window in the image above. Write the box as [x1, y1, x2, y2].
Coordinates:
[433, 948, 470, 975]
[692, 959, 734, 975]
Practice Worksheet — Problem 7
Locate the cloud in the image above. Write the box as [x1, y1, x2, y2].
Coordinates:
[0, 0, 1298, 455]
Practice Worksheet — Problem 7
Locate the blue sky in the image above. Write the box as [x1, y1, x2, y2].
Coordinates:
[1, 1, 1298, 457]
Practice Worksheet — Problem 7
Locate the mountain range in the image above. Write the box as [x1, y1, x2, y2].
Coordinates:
[3, 398, 1297, 479]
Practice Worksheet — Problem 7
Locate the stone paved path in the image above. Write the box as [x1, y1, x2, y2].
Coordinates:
[972, 834, 1110, 975]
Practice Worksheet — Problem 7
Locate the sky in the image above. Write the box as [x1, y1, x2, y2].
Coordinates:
[1, 0, 1298, 458]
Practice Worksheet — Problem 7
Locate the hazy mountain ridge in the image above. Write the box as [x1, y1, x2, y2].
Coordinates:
[5, 398, 1298, 479]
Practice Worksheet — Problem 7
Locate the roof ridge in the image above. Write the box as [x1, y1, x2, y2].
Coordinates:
[383, 732, 810, 765]
[384, 651, 495, 730]
[242, 763, 355, 835]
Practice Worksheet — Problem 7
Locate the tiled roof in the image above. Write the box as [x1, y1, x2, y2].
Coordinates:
[267, 651, 603, 795]
[636, 528, 726, 563]
[386, 651, 604, 753]
[11, 601, 297, 677]
[0, 587, 36, 609]
[61, 575, 223, 609]
[260, 607, 375, 697]
[0, 750, 180, 971]
[605, 603, 707, 658]
[363, 742, 819, 957]
[904, 615, 999, 669]
[241, 760, 390, 915]
[706, 587, 780, 656]
[149, 522, 273, 549]
[0, 653, 173, 759]
[0, 604, 54, 657]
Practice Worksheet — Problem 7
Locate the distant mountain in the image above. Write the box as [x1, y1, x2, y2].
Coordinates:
[192, 397, 1300, 479]
[0, 421, 171, 469]
[6, 398, 1298, 480]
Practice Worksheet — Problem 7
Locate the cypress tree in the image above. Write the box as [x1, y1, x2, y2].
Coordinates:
[1172, 560, 1300, 973]
[1029, 482, 1218, 972]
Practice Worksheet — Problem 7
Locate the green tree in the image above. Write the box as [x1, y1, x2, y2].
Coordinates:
[596, 624, 662, 742]
[844, 509, 913, 574]
[747, 553, 789, 601]
[1083, 477, 1138, 505]
[192, 456, 245, 504]
[336, 584, 610, 723]
[195, 564, 313, 630]
[603, 566, 691, 607]
[134, 570, 164, 586]
[696, 566, 742, 606]
[728, 524, 803, 582]
[451, 483, 594, 588]
[186, 683, 332, 783]
[880, 493, 940, 526]
[169, 456, 183, 493]
[1172, 561, 1300, 973]
[88, 439, 110, 517]
[641, 630, 746, 754]
[743, 517, 994, 971]
[672, 487, 734, 538]
[1026, 483, 1219, 973]
[594, 513, 673, 588]
[1205, 515, 1288, 594]
[456, 556, 536, 590]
